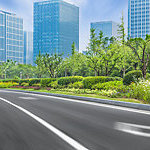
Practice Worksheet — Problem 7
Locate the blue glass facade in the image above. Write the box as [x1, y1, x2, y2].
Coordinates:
[0, 10, 24, 63]
[91, 21, 118, 38]
[128, 0, 150, 39]
[33, 0, 79, 62]
[24, 31, 33, 65]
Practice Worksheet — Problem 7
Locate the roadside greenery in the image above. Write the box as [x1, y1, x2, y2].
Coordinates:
[0, 14, 150, 104]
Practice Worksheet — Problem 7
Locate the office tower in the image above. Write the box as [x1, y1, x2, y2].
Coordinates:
[24, 31, 33, 65]
[33, 0, 79, 62]
[91, 21, 118, 38]
[0, 10, 24, 63]
[128, 0, 150, 39]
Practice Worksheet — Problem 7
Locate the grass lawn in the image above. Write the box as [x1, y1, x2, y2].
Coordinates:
[7, 88, 145, 104]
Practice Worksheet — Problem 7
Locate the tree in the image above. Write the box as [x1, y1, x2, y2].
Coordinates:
[102, 39, 120, 76]
[71, 42, 76, 55]
[126, 35, 150, 78]
[0, 60, 15, 79]
[86, 29, 103, 76]
[43, 53, 63, 78]
[35, 51, 46, 78]
[118, 11, 126, 77]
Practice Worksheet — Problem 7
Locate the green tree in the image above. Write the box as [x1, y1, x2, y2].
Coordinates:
[118, 11, 126, 77]
[35, 51, 46, 78]
[43, 53, 63, 78]
[127, 35, 150, 78]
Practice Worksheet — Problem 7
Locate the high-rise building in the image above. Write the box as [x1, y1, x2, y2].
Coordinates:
[91, 21, 118, 38]
[0, 10, 24, 63]
[33, 0, 79, 62]
[128, 0, 150, 39]
[24, 31, 33, 65]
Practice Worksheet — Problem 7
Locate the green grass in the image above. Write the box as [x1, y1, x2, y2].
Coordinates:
[7, 88, 145, 104]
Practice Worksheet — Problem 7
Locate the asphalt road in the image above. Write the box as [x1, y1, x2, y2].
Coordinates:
[0, 90, 150, 150]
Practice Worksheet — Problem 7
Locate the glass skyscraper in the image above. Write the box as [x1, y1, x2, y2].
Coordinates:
[128, 0, 150, 39]
[33, 0, 79, 62]
[91, 21, 118, 38]
[0, 10, 24, 63]
[24, 31, 33, 65]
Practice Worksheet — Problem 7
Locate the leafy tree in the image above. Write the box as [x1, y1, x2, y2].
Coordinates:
[126, 35, 150, 78]
[35, 51, 46, 78]
[43, 53, 63, 78]
[117, 12, 126, 77]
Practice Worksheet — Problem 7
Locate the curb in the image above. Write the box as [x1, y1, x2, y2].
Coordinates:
[4, 89, 150, 111]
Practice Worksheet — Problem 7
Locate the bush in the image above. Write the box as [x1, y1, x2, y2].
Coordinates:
[58, 76, 83, 86]
[0, 79, 20, 83]
[19, 79, 29, 85]
[21, 82, 29, 87]
[41, 78, 56, 87]
[0, 82, 19, 88]
[123, 70, 142, 85]
[92, 81, 128, 93]
[32, 83, 41, 87]
[29, 78, 41, 86]
[48, 81, 59, 89]
[129, 80, 150, 103]
[83, 76, 122, 89]
[69, 82, 83, 89]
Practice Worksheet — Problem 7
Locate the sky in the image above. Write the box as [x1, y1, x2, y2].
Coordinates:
[0, 0, 128, 51]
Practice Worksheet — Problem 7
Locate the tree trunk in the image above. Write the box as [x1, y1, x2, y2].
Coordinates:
[142, 63, 147, 79]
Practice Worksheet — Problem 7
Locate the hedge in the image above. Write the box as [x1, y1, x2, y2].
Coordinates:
[28, 78, 41, 86]
[83, 76, 122, 89]
[58, 76, 83, 86]
[41, 78, 56, 87]
[0, 79, 20, 83]
[123, 70, 142, 85]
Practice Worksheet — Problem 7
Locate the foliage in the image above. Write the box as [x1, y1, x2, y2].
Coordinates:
[83, 76, 122, 89]
[92, 81, 128, 93]
[29, 79, 41, 86]
[126, 35, 150, 78]
[123, 70, 143, 85]
[0, 82, 19, 88]
[68, 82, 83, 89]
[32, 83, 41, 87]
[129, 80, 150, 102]
[21, 82, 29, 87]
[58, 76, 83, 86]
[41, 78, 56, 87]
[42, 53, 63, 78]
[48, 81, 59, 89]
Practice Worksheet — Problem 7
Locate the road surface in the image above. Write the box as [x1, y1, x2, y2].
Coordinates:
[0, 89, 150, 150]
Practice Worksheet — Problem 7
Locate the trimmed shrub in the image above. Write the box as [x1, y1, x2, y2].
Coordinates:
[21, 82, 29, 87]
[0, 82, 19, 88]
[58, 76, 83, 86]
[41, 78, 56, 87]
[83, 76, 122, 89]
[0, 79, 20, 83]
[68, 82, 83, 89]
[29, 78, 41, 86]
[32, 83, 41, 87]
[123, 70, 142, 85]
[48, 81, 59, 89]
[19, 79, 29, 85]
[92, 81, 129, 93]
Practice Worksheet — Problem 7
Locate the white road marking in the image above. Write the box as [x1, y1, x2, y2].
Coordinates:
[115, 122, 150, 137]
[1, 90, 150, 115]
[19, 97, 37, 100]
[0, 97, 89, 150]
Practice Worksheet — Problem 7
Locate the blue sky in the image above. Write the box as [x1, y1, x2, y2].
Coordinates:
[0, 0, 128, 51]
